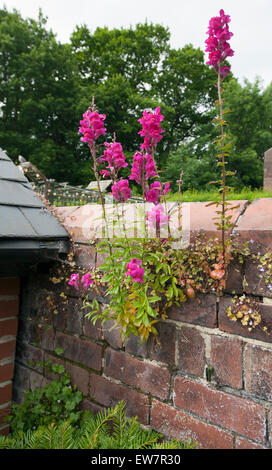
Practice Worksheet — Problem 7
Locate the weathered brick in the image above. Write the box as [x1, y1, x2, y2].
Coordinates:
[167, 294, 217, 328]
[80, 398, 103, 415]
[29, 370, 50, 392]
[210, 335, 243, 389]
[65, 297, 83, 335]
[0, 404, 11, 427]
[15, 342, 43, 371]
[104, 349, 171, 400]
[150, 399, 234, 449]
[0, 297, 19, 318]
[0, 361, 14, 382]
[73, 244, 96, 268]
[0, 278, 20, 296]
[102, 319, 123, 349]
[224, 261, 244, 294]
[83, 316, 102, 341]
[177, 326, 206, 376]
[245, 259, 272, 298]
[0, 425, 9, 436]
[12, 363, 30, 391]
[149, 321, 176, 364]
[89, 373, 149, 424]
[235, 437, 267, 449]
[244, 344, 272, 401]
[0, 317, 18, 337]
[0, 382, 12, 405]
[219, 297, 272, 344]
[55, 331, 102, 371]
[173, 376, 266, 443]
[0, 340, 16, 361]
[124, 334, 148, 358]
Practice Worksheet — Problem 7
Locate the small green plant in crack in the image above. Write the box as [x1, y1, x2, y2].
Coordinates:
[6, 353, 83, 434]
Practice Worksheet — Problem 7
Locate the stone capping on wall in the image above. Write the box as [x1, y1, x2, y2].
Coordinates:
[0, 277, 20, 436]
[12, 197, 272, 448]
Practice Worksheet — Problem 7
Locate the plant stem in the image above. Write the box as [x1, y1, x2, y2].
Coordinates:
[217, 72, 226, 265]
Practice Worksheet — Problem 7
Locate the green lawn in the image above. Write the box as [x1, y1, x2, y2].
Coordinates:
[166, 188, 272, 203]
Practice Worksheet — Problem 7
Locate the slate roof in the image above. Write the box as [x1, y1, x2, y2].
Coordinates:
[0, 148, 70, 273]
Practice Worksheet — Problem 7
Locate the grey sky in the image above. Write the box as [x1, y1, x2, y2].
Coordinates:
[1, 0, 271, 88]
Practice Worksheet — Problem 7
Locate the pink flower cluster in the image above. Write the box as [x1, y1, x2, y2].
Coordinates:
[125, 258, 144, 283]
[205, 9, 234, 79]
[129, 151, 157, 186]
[99, 142, 128, 178]
[145, 181, 170, 205]
[111, 179, 131, 202]
[146, 204, 170, 230]
[79, 110, 106, 146]
[138, 107, 165, 152]
[68, 273, 94, 290]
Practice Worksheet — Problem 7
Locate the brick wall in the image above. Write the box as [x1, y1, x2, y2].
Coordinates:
[0, 277, 20, 435]
[12, 199, 272, 448]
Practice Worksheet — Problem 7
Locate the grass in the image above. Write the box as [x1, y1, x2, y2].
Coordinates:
[166, 187, 272, 203]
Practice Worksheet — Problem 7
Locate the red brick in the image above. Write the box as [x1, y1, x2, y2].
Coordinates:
[0, 361, 14, 382]
[0, 318, 18, 337]
[16, 342, 43, 371]
[102, 319, 123, 349]
[245, 260, 272, 298]
[177, 326, 206, 376]
[244, 344, 272, 401]
[150, 399, 234, 449]
[124, 334, 148, 358]
[80, 398, 103, 415]
[0, 340, 16, 361]
[89, 373, 149, 424]
[173, 376, 266, 443]
[0, 298, 19, 318]
[65, 297, 83, 335]
[210, 335, 243, 389]
[104, 349, 171, 400]
[55, 331, 103, 371]
[224, 261, 244, 294]
[0, 278, 20, 296]
[218, 297, 272, 344]
[83, 316, 102, 341]
[0, 382, 12, 404]
[167, 294, 217, 328]
[235, 437, 267, 449]
[0, 425, 9, 436]
[0, 404, 11, 426]
[29, 370, 50, 391]
[236, 199, 272, 252]
[149, 321, 176, 364]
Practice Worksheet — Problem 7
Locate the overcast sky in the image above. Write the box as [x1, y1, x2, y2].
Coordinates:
[1, 0, 271, 89]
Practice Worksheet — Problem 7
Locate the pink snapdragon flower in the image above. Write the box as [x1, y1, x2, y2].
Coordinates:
[68, 273, 94, 291]
[205, 9, 234, 79]
[68, 273, 80, 290]
[111, 179, 131, 202]
[100, 141, 128, 174]
[145, 181, 171, 205]
[138, 107, 165, 152]
[129, 151, 157, 186]
[146, 204, 170, 231]
[125, 258, 145, 283]
[79, 110, 106, 146]
[81, 273, 94, 289]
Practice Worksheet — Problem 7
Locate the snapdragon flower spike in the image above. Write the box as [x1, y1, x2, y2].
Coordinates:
[205, 9, 234, 79]
[99, 141, 128, 179]
[111, 179, 131, 202]
[68, 273, 94, 290]
[145, 181, 171, 205]
[79, 109, 106, 147]
[138, 107, 165, 152]
[129, 151, 158, 186]
[81, 273, 94, 289]
[125, 258, 145, 283]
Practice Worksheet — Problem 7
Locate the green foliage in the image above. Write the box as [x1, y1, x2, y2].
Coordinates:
[6, 358, 83, 433]
[0, 401, 197, 449]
